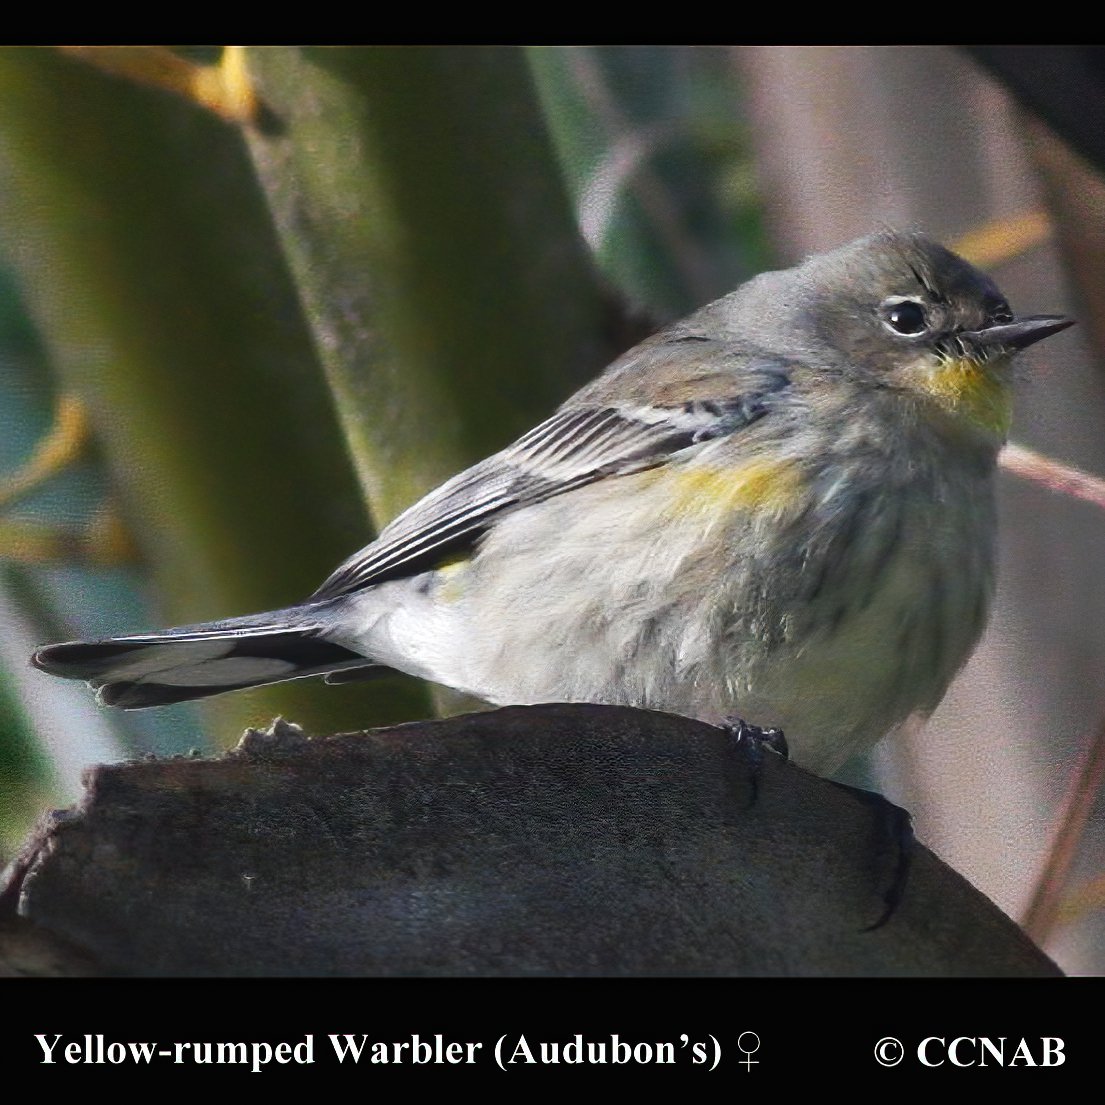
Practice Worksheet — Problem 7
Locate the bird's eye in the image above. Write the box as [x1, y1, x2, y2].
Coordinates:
[881, 299, 928, 335]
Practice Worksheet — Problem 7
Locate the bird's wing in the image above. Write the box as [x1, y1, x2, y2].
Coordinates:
[310, 352, 791, 600]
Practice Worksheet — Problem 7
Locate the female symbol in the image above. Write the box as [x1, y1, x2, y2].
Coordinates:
[737, 1031, 760, 1071]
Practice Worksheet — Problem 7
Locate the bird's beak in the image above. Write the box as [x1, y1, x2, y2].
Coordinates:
[965, 315, 1075, 353]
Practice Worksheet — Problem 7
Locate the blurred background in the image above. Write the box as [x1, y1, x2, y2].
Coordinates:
[0, 45, 1101, 974]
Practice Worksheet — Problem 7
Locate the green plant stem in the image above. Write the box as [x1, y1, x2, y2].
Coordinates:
[242, 46, 627, 526]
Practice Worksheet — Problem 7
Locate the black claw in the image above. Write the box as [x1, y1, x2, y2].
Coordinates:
[719, 717, 788, 804]
[829, 780, 915, 932]
[862, 804, 915, 932]
[759, 727, 789, 760]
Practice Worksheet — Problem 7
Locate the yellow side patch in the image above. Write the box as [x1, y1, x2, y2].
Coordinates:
[433, 552, 470, 604]
[433, 550, 470, 572]
[920, 357, 1012, 438]
[665, 457, 805, 518]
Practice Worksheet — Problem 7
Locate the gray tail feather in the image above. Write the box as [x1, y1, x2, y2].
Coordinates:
[32, 607, 379, 709]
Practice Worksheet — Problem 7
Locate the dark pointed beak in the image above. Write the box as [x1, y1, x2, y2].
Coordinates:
[966, 315, 1075, 353]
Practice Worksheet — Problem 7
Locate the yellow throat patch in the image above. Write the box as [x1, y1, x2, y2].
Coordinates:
[918, 356, 1012, 438]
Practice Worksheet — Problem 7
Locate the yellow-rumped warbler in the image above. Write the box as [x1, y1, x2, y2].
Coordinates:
[33, 230, 1073, 774]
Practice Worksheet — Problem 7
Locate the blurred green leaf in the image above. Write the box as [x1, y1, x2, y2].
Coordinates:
[530, 46, 770, 317]
[0, 46, 424, 738]
[0, 662, 51, 858]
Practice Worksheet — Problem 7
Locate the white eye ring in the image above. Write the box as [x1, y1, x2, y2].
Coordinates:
[880, 297, 928, 336]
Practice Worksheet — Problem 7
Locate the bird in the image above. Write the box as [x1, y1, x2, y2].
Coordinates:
[32, 230, 1073, 776]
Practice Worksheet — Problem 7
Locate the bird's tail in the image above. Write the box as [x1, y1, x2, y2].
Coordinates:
[31, 605, 377, 709]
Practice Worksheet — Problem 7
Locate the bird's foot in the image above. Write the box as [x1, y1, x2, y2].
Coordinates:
[722, 717, 789, 760]
[719, 717, 788, 804]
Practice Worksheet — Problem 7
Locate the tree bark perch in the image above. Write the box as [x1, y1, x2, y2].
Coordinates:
[0, 704, 1059, 977]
